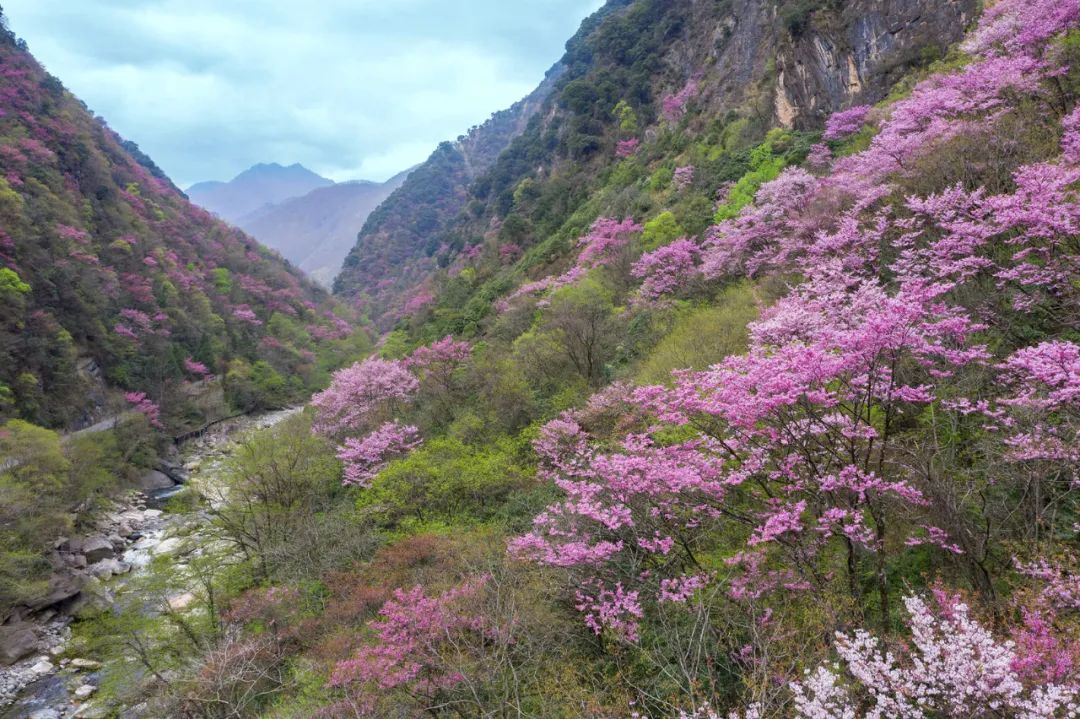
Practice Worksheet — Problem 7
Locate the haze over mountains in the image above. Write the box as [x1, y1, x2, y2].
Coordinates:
[187, 163, 409, 286]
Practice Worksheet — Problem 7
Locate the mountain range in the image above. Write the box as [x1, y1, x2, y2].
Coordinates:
[187, 163, 410, 287]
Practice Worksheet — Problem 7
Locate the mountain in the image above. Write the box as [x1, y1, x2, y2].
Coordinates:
[238, 170, 410, 287]
[0, 20, 367, 431]
[187, 162, 334, 224]
[333, 67, 564, 326]
[334, 0, 977, 328]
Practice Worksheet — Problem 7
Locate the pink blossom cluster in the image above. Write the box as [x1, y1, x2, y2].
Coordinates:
[403, 288, 435, 315]
[673, 165, 695, 190]
[183, 357, 210, 377]
[404, 335, 472, 375]
[631, 238, 700, 299]
[125, 391, 163, 429]
[337, 421, 422, 487]
[576, 217, 644, 269]
[329, 577, 490, 710]
[822, 105, 872, 141]
[310, 357, 419, 440]
[232, 304, 262, 326]
[662, 77, 700, 124]
[616, 138, 641, 158]
[791, 594, 1079, 719]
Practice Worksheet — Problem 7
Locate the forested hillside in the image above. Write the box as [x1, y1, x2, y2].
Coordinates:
[43, 0, 1080, 716]
[3, 0, 1079, 717]
[0, 20, 369, 432]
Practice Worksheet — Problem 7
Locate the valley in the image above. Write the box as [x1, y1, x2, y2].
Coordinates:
[1, 1, 1078, 717]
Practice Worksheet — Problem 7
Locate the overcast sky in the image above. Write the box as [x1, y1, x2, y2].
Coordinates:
[2, 0, 603, 187]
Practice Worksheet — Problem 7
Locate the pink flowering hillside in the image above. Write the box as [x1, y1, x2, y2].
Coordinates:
[34, 1, 1080, 718]
[0, 21, 369, 431]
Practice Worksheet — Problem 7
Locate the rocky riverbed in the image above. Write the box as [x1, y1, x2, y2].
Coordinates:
[0, 408, 300, 719]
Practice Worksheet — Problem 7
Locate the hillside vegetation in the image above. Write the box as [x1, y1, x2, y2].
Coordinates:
[62, 0, 1080, 718]
[0, 13, 370, 627]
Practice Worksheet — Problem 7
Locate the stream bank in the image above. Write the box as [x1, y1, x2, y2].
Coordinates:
[0, 408, 300, 719]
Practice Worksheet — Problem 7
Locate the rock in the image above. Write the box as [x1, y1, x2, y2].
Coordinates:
[71, 657, 102, 670]
[80, 536, 114, 564]
[29, 658, 54, 675]
[26, 572, 85, 612]
[157, 459, 190, 484]
[151, 537, 183, 556]
[108, 533, 125, 547]
[72, 704, 110, 719]
[119, 704, 149, 719]
[168, 592, 196, 611]
[138, 469, 175, 493]
[0, 622, 40, 665]
[88, 558, 130, 579]
[142, 509, 163, 519]
[66, 553, 88, 569]
[74, 683, 97, 699]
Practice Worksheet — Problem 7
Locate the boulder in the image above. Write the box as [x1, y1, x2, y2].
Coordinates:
[29, 658, 54, 675]
[88, 558, 130, 579]
[27, 571, 85, 612]
[168, 592, 196, 611]
[74, 684, 97, 699]
[71, 657, 102, 670]
[0, 622, 40, 665]
[80, 537, 114, 564]
[138, 470, 174, 493]
[151, 537, 183, 556]
[157, 459, 189, 484]
[29, 710, 60, 719]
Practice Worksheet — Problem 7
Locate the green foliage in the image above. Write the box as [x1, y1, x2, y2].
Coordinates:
[714, 129, 803, 221]
[0, 267, 29, 297]
[209, 413, 373, 582]
[613, 99, 640, 133]
[515, 278, 624, 389]
[359, 435, 534, 526]
[641, 210, 685, 250]
[224, 359, 293, 412]
[635, 283, 759, 384]
[0, 420, 71, 612]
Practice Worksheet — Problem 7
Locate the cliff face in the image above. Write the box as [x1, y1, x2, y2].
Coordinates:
[773, 0, 977, 126]
[334, 0, 977, 328]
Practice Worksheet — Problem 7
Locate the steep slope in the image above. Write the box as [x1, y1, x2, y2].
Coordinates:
[333, 67, 563, 326]
[187, 162, 333, 224]
[335, 0, 977, 329]
[239, 170, 410, 287]
[0, 19, 366, 431]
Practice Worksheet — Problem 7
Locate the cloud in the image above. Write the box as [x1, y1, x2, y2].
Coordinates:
[2, 0, 604, 186]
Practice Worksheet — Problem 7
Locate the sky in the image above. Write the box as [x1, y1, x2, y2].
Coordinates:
[2, 0, 604, 187]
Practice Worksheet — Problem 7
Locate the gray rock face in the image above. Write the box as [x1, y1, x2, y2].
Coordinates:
[79, 537, 114, 564]
[26, 572, 85, 612]
[0, 623, 40, 666]
[138, 470, 175, 493]
[156, 459, 189, 484]
[88, 559, 130, 580]
[775, 0, 979, 128]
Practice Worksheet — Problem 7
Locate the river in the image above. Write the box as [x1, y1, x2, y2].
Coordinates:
[0, 407, 301, 719]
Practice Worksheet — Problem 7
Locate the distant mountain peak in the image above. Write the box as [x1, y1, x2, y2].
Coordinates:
[186, 162, 334, 224]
